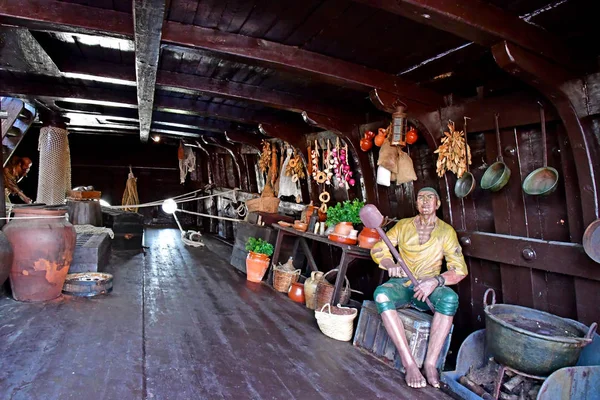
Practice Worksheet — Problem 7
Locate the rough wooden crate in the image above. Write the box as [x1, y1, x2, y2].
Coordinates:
[230, 221, 276, 274]
[353, 300, 453, 373]
[102, 207, 144, 250]
[69, 233, 111, 273]
[67, 190, 102, 200]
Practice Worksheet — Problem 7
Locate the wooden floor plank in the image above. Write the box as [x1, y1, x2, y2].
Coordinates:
[0, 228, 450, 400]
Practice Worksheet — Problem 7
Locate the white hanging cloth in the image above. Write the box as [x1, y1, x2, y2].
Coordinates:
[278, 147, 301, 199]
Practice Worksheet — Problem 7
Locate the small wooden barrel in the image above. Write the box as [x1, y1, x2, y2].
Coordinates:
[67, 199, 102, 226]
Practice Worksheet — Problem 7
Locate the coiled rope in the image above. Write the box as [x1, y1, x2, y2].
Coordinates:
[121, 167, 139, 212]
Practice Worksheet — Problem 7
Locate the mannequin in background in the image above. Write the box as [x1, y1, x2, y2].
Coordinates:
[3, 156, 33, 204]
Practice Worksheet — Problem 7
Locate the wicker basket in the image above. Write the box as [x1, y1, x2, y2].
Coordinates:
[315, 303, 358, 341]
[273, 266, 301, 293]
[315, 269, 351, 309]
[246, 197, 280, 213]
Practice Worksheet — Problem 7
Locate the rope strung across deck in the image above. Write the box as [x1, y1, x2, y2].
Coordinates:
[106, 189, 238, 209]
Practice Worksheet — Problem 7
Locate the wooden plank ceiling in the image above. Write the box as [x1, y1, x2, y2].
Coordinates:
[0, 0, 596, 142]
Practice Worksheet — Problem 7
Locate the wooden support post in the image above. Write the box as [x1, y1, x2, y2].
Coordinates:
[133, 0, 165, 142]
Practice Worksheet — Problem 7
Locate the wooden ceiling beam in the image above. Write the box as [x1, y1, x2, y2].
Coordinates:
[0, 26, 60, 76]
[0, 78, 308, 134]
[0, 0, 443, 110]
[58, 58, 356, 125]
[133, 0, 165, 142]
[0, 79, 257, 123]
[349, 0, 573, 68]
[353, 0, 573, 68]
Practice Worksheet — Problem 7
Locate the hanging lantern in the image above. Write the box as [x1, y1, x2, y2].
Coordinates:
[391, 106, 407, 146]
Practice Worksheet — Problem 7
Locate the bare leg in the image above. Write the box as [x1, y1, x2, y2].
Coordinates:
[378, 295, 426, 388]
[423, 312, 453, 388]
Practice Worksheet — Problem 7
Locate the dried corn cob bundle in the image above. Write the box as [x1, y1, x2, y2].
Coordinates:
[434, 120, 471, 178]
[259, 140, 271, 173]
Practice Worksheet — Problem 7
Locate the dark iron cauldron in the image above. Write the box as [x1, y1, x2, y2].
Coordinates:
[483, 289, 597, 377]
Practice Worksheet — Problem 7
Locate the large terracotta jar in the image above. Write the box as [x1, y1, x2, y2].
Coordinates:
[304, 271, 324, 310]
[246, 251, 270, 283]
[3, 207, 76, 302]
[0, 231, 13, 287]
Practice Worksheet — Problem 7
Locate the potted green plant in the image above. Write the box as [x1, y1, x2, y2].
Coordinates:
[245, 237, 274, 282]
[326, 199, 365, 236]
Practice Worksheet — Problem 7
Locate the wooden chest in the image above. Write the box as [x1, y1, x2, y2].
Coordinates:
[230, 221, 276, 273]
[102, 208, 144, 250]
[69, 233, 111, 273]
[353, 300, 453, 372]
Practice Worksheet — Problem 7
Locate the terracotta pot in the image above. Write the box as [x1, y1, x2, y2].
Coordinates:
[0, 231, 13, 287]
[304, 271, 324, 310]
[288, 282, 305, 303]
[246, 251, 270, 282]
[3, 207, 76, 302]
[359, 137, 373, 152]
[358, 227, 381, 249]
[374, 130, 387, 147]
[333, 222, 353, 236]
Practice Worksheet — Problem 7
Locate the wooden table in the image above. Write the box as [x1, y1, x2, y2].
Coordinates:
[271, 224, 373, 304]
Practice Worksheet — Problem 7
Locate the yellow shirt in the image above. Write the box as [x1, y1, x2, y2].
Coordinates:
[371, 217, 468, 280]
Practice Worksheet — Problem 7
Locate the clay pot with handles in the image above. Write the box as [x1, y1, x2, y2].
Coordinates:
[304, 271, 324, 310]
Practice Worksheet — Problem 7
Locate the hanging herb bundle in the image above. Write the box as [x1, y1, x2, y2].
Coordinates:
[259, 140, 271, 174]
[435, 120, 471, 178]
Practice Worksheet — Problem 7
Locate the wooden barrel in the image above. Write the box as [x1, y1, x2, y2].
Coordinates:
[67, 200, 102, 226]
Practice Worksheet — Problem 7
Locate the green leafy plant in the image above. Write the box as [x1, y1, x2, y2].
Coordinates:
[245, 237, 274, 257]
[326, 199, 365, 226]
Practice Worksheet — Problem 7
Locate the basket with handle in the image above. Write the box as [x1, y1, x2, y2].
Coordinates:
[246, 197, 280, 213]
[315, 303, 358, 341]
[315, 269, 351, 309]
[272, 265, 301, 293]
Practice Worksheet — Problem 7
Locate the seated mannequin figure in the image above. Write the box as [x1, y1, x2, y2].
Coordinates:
[371, 187, 467, 389]
[3, 156, 33, 204]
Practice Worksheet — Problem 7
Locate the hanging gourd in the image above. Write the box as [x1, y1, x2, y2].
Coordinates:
[374, 127, 388, 147]
[406, 127, 418, 145]
[178, 141, 185, 160]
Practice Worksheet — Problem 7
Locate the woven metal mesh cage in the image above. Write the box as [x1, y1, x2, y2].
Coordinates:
[36, 126, 71, 205]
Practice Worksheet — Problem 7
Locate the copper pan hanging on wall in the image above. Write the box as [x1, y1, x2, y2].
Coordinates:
[522, 103, 559, 196]
[583, 219, 600, 263]
[454, 117, 475, 198]
[481, 114, 511, 192]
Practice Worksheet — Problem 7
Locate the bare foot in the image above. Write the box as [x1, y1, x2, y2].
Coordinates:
[405, 364, 427, 388]
[423, 364, 440, 388]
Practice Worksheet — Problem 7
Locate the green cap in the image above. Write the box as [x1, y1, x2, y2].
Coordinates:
[417, 187, 440, 199]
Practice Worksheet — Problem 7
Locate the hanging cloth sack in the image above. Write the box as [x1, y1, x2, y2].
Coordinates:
[377, 140, 398, 172]
[395, 148, 417, 184]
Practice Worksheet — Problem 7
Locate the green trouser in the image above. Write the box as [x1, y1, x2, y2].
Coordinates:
[373, 278, 459, 316]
